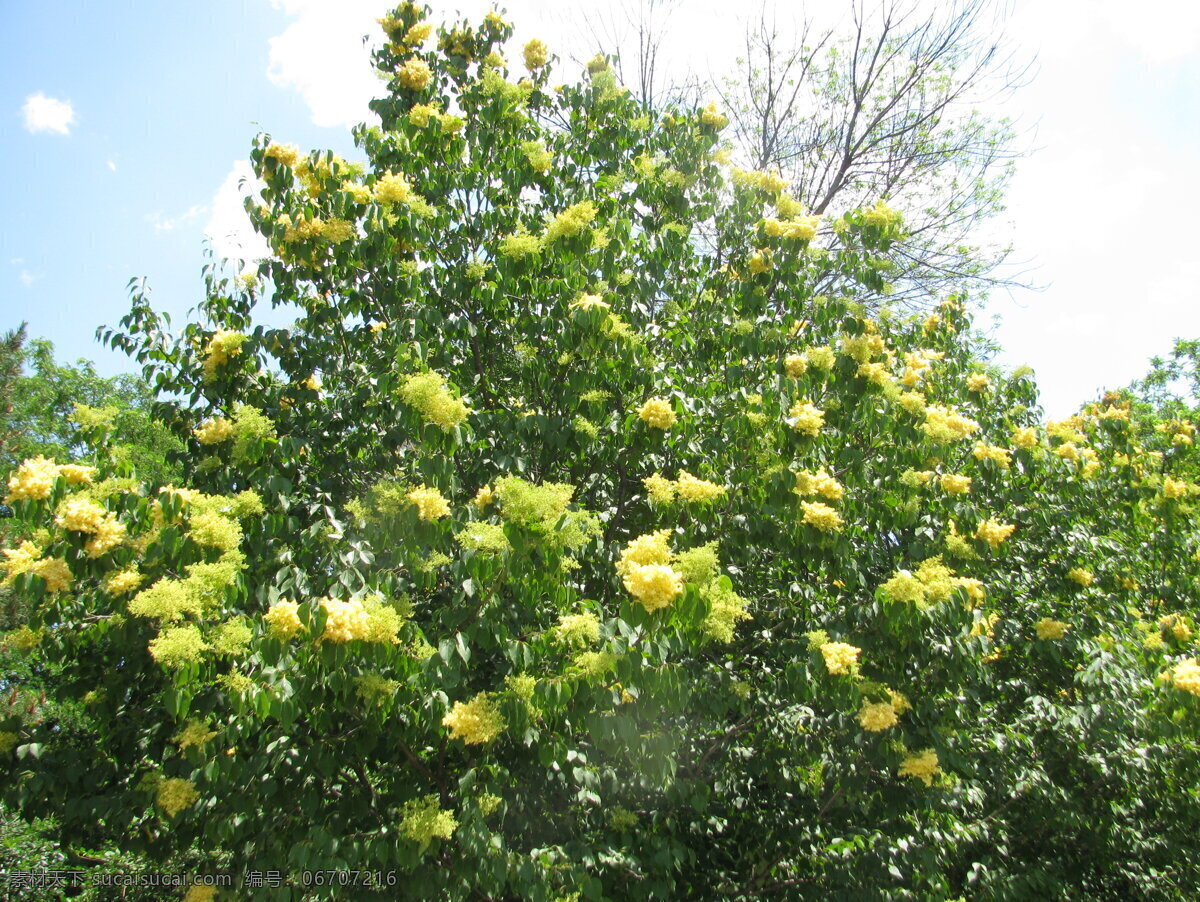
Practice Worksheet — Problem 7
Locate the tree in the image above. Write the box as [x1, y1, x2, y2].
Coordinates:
[593, 0, 1026, 307]
[1, 5, 1198, 900]
[0, 326, 182, 488]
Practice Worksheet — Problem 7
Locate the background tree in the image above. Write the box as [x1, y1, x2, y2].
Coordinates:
[591, 0, 1027, 308]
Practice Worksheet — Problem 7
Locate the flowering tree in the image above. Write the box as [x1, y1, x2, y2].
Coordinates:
[2, 5, 1199, 900]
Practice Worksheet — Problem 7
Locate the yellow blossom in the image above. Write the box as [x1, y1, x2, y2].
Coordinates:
[788, 400, 825, 437]
[57, 464, 96, 485]
[859, 701, 899, 732]
[156, 777, 200, 817]
[33, 558, 72, 593]
[264, 600, 303, 639]
[1035, 617, 1069, 640]
[972, 442, 1011, 469]
[975, 519, 1015, 549]
[806, 346, 836, 370]
[398, 57, 432, 90]
[401, 794, 458, 848]
[898, 749, 940, 787]
[319, 598, 370, 643]
[794, 468, 845, 501]
[523, 38, 549, 69]
[443, 693, 506, 744]
[623, 563, 684, 612]
[820, 641, 860, 675]
[638, 397, 676, 430]
[700, 102, 728, 129]
[1011, 427, 1038, 450]
[1067, 567, 1093, 587]
[194, 417, 234, 444]
[801, 501, 843, 532]
[784, 353, 808, 378]
[967, 373, 991, 392]
[6, 456, 60, 502]
[939, 474, 971, 495]
[1163, 477, 1189, 500]
[675, 470, 725, 503]
[1167, 658, 1200, 696]
[643, 473, 676, 504]
[175, 720, 218, 751]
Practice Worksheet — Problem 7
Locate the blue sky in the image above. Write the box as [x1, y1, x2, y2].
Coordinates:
[3, 0, 1199, 416]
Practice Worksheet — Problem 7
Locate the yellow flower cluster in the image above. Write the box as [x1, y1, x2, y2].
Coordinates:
[554, 611, 601, 647]
[643, 473, 677, 504]
[972, 442, 1011, 469]
[881, 557, 979, 607]
[900, 468, 934, 488]
[1034, 617, 1070, 640]
[149, 626, 209, 668]
[731, 168, 788, 194]
[156, 777, 200, 817]
[921, 405, 979, 443]
[175, 720, 218, 751]
[1067, 567, 1093, 587]
[638, 397, 676, 430]
[264, 142, 301, 168]
[1159, 613, 1193, 643]
[859, 701, 899, 732]
[0, 732, 18, 755]
[544, 200, 597, 242]
[939, 474, 971, 495]
[794, 469, 844, 502]
[5, 455, 60, 502]
[1163, 477, 1190, 500]
[801, 501, 843, 532]
[402, 795, 458, 849]
[700, 102, 728, 129]
[521, 140, 553, 173]
[967, 373, 991, 392]
[863, 200, 902, 230]
[55, 497, 126, 557]
[194, 417, 234, 444]
[820, 641, 860, 675]
[675, 471, 726, 503]
[443, 693, 506, 744]
[264, 600, 303, 639]
[399, 371, 471, 429]
[788, 400, 825, 436]
[806, 346, 836, 370]
[58, 464, 96, 485]
[898, 749, 940, 786]
[564, 295, 608, 319]
[975, 518, 1016, 549]
[320, 598, 370, 642]
[617, 531, 685, 612]
[523, 38, 549, 69]
[201, 329, 246, 382]
[763, 215, 820, 241]
[408, 485, 451, 521]
[840, 332, 886, 364]
[56, 497, 106, 532]
[784, 353, 808, 378]
[1168, 658, 1200, 696]
[398, 57, 432, 90]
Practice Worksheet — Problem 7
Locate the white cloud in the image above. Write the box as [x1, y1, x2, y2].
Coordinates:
[204, 161, 271, 266]
[107, 159, 117, 171]
[267, 0, 391, 128]
[22, 92, 75, 135]
[147, 204, 208, 233]
[18, 270, 38, 288]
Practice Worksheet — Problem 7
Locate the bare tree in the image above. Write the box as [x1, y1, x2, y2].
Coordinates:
[589, 0, 1032, 306]
[578, 0, 701, 109]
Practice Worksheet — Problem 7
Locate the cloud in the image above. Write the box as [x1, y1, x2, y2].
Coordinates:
[204, 161, 270, 267]
[22, 92, 76, 135]
[107, 159, 117, 172]
[18, 270, 38, 288]
[267, 0, 391, 128]
[146, 204, 208, 233]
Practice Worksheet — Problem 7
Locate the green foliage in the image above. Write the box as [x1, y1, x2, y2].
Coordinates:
[1, 6, 1197, 900]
